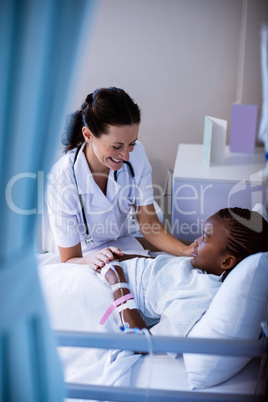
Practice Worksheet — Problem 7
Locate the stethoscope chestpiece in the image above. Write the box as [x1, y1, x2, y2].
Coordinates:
[85, 235, 94, 245]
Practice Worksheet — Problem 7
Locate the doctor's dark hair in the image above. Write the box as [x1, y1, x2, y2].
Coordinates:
[62, 87, 141, 153]
[214, 207, 268, 280]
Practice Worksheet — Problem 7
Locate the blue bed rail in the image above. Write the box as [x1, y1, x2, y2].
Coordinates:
[55, 330, 268, 401]
[66, 383, 263, 402]
[56, 330, 264, 356]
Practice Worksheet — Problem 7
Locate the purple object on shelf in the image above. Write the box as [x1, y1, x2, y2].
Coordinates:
[230, 104, 258, 154]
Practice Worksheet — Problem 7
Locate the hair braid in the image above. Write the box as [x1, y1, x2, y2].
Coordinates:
[217, 208, 268, 262]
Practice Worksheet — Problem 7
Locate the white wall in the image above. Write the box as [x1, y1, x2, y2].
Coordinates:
[69, 0, 268, 191]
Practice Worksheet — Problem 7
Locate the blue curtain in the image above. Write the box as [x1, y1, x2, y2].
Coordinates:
[0, 0, 95, 400]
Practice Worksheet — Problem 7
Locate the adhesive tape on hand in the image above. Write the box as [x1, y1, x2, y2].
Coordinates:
[100, 260, 121, 277]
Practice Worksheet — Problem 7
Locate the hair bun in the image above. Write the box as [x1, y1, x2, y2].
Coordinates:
[85, 93, 94, 107]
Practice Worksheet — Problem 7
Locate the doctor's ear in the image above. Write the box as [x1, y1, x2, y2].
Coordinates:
[82, 126, 94, 143]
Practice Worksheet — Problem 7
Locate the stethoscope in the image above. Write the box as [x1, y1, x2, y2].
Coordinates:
[72, 145, 137, 244]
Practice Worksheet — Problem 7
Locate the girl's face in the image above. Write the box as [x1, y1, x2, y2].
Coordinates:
[191, 215, 230, 276]
[83, 124, 139, 172]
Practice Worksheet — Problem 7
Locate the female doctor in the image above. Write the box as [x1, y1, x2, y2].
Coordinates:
[46, 87, 194, 270]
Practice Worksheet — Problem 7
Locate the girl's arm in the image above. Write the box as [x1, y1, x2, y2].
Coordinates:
[116, 253, 154, 262]
[102, 264, 148, 330]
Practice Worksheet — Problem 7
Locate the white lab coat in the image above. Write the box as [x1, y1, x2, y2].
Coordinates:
[46, 141, 154, 253]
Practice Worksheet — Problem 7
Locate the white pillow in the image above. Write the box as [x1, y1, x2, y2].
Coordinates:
[183, 252, 268, 389]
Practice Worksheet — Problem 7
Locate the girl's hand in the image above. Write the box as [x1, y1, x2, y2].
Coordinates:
[86, 246, 123, 270]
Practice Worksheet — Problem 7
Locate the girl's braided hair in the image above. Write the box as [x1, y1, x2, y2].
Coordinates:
[216, 207, 268, 262]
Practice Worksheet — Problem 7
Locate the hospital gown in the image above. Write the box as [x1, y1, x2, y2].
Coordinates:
[121, 255, 223, 337]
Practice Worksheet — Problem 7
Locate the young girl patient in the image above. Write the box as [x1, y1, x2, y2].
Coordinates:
[98, 207, 268, 336]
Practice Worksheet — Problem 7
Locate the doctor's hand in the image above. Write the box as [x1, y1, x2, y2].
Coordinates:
[180, 242, 195, 257]
[86, 246, 124, 271]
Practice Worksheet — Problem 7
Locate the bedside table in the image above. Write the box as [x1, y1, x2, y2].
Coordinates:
[171, 144, 266, 242]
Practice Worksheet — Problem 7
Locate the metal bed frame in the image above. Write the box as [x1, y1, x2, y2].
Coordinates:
[56, 330, 268, 402]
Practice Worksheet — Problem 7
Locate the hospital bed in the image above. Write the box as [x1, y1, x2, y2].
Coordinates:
[37, 250, 268, 401]
[36, 203, 268, 401]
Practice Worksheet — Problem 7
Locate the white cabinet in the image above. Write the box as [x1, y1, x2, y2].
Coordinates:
[171, 144, 266, 242]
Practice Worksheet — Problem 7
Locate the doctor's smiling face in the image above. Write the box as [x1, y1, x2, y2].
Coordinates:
[82, 124, 139, 172]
